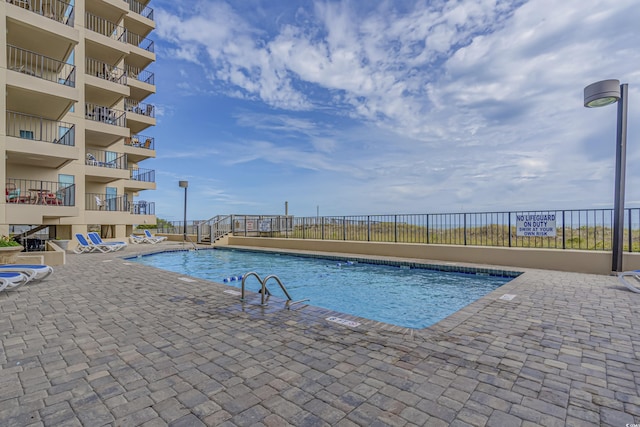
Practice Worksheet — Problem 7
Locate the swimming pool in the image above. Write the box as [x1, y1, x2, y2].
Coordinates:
[129, 249, 516, 329]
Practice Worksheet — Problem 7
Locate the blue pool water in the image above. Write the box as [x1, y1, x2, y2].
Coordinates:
[129, 249, 514, 329]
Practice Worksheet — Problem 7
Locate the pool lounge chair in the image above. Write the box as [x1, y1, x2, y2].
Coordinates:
[0, 271, 30, 292]
[74, 233, 111, 253]
[618, 270, 640, 293]
[129, 234, 146, 244]
[0, 264, 53, 281]
[87, 232, 128, 251]
[143, 229, 167, 243]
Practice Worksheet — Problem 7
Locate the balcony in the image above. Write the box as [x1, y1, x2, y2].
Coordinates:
[85, 103, 126, 127]
[6, 178, 75, 206]
[125, 167, 155, 191]
[7, 44, 75, 86]
[124, 134, 155, 162]
[126, 64, 155, 100]
[7, 111, 75, 146]
[124, 0, 154, 40]
[85, 102, 129, 146]
[131, 200, 154, 215]
[85, 57, 129, 106]
[130, 167, 154, 182]
[5, 0, 75, 26]
[126, 30, 154, 53]
[5, 111, 77, 168]
[85, 149, 130, 183]
[126, 65, 154, 85]
[86, 57, 127, 85]
[86, 193, 129, 211]
[6, 0, 78, 70]
[126, 0, 153, 21]
[86, 11, 127, 42]
[124, 99, 154, 117]
[124, 99, 155, 133]
[85, 193, 155, 215]
[126, 30, 154, 70]
[86, 149, 127, 169]
[85, 12, 129, 64]
[6, 46, 77, 121]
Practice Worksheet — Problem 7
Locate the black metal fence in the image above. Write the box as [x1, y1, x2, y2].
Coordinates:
[167, 209, 640, 252]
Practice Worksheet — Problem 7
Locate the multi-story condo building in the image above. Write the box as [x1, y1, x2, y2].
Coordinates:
[1, 0, 156, 245]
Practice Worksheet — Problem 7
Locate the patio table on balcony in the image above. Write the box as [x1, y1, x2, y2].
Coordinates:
[29, 189, 61, 205]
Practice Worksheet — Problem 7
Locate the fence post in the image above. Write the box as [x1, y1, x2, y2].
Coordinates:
[508, 213, 512, 247]
[394, 215, 398, 243]
[367, 216, 371, 241]
[343, 217, 346, 240]
[628, 208, 632, 252]
[321, 217, 325, 240]
[463, 214, 467, 246]
[562, 210, 566, 250]
[426, 214, 430, 244]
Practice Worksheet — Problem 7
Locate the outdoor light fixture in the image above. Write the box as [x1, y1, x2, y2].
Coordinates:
[179, 181, 188, 242]
[584, 79, 628, 273]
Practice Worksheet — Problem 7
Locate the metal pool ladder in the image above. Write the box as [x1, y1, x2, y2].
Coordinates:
[240, 272, 309, 310]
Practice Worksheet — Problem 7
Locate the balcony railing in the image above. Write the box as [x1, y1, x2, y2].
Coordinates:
[129, 167, 155, 182]
[126, 30, 154, 52]
[86, 58, 126, 85]
[126, 0, 153, 20]
[124, 99, 154, 118]
[5, 0, 75, 26]
[85, 12, 127, 43]
[7, 45, 76, 87]
[86, 149, 127, 169]
[85, 103, 126, 127]
[132, 201, 154, 215]
[85, 193, 155, 214]
[6, 111, 75, 146]
[125, 134, 154, 149]
[125, 65, 154, 85]
[86, 193, 129, 211]
[6, 178, 75, 206]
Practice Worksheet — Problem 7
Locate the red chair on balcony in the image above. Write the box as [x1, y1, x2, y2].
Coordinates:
[44, 192, 62, 205]
[5, 184, 32, 204]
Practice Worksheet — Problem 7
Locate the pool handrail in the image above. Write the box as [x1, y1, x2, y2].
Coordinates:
[240, 271, 309, 309]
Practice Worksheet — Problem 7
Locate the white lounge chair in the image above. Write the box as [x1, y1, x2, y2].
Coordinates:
[618, 270, 640, 293]
[74, 233, 110, 253]
[143, 229, 167, 243]
[0, 264, 53, 281]
[88, 232, 127, 251]
[129, 234, 146, 244]
[0, 271, 30, 292]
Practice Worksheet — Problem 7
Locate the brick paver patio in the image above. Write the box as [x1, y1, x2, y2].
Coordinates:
[1, 243, 639, 426]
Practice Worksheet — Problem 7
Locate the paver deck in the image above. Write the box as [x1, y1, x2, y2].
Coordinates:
[1, 242, 639, 426]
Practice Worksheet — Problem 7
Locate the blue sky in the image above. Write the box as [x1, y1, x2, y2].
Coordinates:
[144, 0, 640, 221]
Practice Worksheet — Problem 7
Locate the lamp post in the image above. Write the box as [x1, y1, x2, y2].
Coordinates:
[584, 79, 628, 273]
[178, 180, 188, 243]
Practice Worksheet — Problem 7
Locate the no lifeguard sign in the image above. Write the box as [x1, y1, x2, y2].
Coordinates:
[516, 214, 556, 237]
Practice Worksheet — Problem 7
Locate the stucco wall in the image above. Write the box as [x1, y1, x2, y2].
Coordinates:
[225, 236, 640, 275]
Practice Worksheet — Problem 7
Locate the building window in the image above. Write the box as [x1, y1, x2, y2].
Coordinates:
[58, 174, 75, 206]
